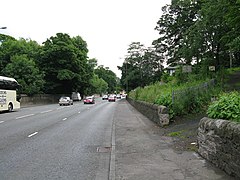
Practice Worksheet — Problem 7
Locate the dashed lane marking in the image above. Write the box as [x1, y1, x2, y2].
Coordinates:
[28, 132, 38, 138]
[16, 114, 35, 119]
[62, 118, 67, 121]
[40, 110, 53, 114]
[0, 121, 4, 124]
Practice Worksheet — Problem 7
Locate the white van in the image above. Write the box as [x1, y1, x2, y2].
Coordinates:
[71, 92, 81, 101]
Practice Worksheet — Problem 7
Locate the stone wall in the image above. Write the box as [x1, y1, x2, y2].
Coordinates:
[20, 94, 64, 107]
[198, 117, 240, 178]
[127, 97, 169, 127]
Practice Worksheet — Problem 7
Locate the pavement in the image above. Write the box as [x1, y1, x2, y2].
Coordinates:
[112, 99, 235, 180]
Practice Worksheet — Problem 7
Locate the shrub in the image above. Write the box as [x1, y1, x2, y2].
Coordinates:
[129, 79, 219, 119]
[207, 91, 240, 122]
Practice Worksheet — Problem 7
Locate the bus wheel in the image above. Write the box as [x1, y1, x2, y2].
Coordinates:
[8, 103, 13, 112]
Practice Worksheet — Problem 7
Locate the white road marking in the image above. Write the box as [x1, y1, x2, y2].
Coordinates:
[78, 111, 81, 114]
[62, 118, 67, 121]
[0, 121, 4, 124]
[16, 114, 35, 119]
[28, 132, 38, 138]
[40, 110, 53, 114]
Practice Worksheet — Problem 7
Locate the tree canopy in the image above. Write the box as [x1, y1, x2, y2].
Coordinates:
[95, 65, 117, 93]
[38, 33, 91, 94]
[0, 33, 118, 96]
[118, 0, 240, 91]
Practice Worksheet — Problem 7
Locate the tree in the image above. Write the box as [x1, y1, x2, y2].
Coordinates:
[222, 0, 240, 66]
[118, 61, 141, 92]
[39, 33, 92, 94]
[89, 74, 108, 95]
[154, 0, 201, 65]
[94, 65, 117, 93]
[119, 42, 164, 92]
[154, 0, 240, 69]
[3, 54, 45, 95]
[0, 38, 41, 74]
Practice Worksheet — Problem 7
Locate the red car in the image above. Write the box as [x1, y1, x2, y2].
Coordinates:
[83, 96, 95, 104]
[108, 95, 116, 102]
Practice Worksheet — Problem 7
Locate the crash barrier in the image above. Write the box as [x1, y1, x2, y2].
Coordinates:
[20, 94, 64, 107]
[198, 117, 240, 178]
[127, 97, 169, 127]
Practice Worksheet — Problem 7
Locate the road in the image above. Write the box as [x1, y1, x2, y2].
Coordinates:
[0, 98, 234, 180]
[0, 98, 116, 180]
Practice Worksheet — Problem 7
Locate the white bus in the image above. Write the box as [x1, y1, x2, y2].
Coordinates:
[0, 76, 20, 112]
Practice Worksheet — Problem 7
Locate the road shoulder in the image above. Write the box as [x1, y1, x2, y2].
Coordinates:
[114, 100, 234, 180]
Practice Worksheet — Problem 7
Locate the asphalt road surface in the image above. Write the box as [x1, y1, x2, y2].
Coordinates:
[0, 98, 234, 180]
[0, 98, 116, 180]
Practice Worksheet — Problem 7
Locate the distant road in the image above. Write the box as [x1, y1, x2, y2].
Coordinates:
[0, 98, 117, 179]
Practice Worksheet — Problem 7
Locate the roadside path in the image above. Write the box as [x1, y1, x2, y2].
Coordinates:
[114, 100, 234, 180]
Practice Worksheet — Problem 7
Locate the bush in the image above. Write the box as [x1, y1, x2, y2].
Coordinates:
[129, 79, 219, 119]
[207, 91, 240, 122]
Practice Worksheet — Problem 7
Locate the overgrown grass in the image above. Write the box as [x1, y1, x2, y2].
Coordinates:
[129, 79, 220, 119]
[168, 130, 185, 138]
[226, 67, 240, 74]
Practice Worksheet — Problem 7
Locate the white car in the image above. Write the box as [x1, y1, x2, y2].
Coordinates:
[59, 97, 73, 106]
[102, 95, 108, 100]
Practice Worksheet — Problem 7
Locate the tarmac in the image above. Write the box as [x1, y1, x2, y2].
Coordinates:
[112, 99, 235, 180]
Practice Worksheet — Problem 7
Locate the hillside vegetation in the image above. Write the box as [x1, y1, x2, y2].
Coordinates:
[129, 71, 220, 119]
[207, 68, 240, 122]
[129, 68, 240, 120]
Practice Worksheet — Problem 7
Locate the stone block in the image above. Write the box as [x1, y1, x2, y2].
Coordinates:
[159, 114, 169, 127]
[198, 117, 240, 179]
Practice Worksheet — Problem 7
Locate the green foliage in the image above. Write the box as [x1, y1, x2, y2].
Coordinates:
[119, 42, 164, 92]
[207, 92, 240, 122]
[168, 130, 185, 138]
[161, 73, 174, 83]
[129, 78, 219, 119]
[94, 65, 117, 93]
[153, 0, 240, 69]
[88, 74, 108, 95]
[0, 38, 41, 74]
[227, 67, 240, 75]
[3, 55, 45, 95]
[39, 33, 91, 94]
[57, 69, 75, 80]
[0, 33, 118, 96]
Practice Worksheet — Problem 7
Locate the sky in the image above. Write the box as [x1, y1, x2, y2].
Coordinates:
[1, 0, 171, 77]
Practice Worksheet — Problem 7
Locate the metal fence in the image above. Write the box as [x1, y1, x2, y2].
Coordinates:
[171, 79, 215, 104]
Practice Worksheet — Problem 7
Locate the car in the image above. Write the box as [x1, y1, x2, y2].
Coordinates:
[121, 94, 127, 99]
[108, 95, 116, 102]
[84, 96, 95, 104]
[59, 96, 73, 106]
[116, 94, 121, 99]
[71, 92, 81, 101]
[102, 95, 108, 100]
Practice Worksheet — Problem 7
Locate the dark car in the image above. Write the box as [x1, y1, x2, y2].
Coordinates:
[59, 96, 73, 106]
[84, 96, 95, 104]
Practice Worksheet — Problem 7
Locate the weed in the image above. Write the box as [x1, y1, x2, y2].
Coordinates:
[207, 91, 240, 122]
[168, 130, 185, 138]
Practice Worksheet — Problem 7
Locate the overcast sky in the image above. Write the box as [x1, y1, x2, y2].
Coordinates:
[1, 0, 170, 77]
